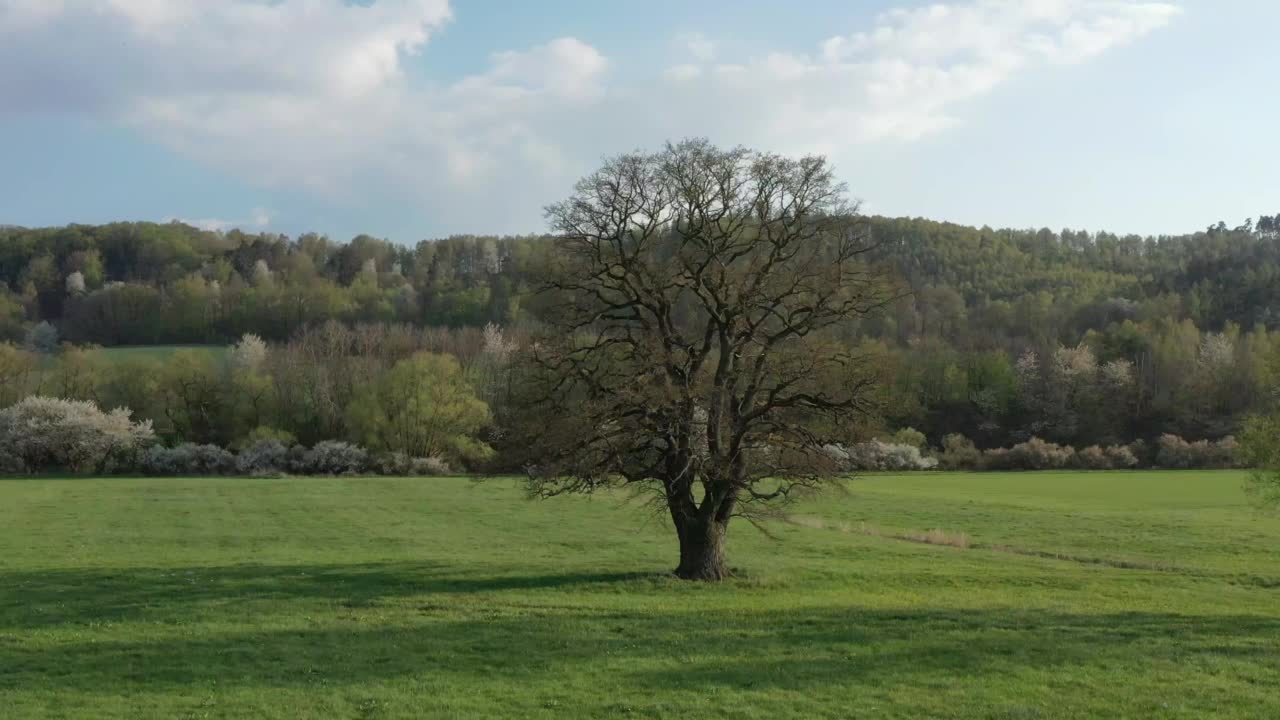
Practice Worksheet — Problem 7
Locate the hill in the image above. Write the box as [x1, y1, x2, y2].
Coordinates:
[2, 215, 1279, 447]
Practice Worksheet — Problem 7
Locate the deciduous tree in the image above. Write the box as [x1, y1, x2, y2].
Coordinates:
[516, 139, 893, 580]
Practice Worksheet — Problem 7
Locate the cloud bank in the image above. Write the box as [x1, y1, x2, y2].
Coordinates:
[0, 0, 1179, 233]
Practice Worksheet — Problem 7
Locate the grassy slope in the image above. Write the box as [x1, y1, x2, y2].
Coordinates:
[1, 472, 1277, 719]
[97, 345, 227, 362]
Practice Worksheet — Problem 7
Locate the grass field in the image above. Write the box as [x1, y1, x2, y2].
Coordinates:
[2, 471, 1278, 719]
[97, 345, 228, 363]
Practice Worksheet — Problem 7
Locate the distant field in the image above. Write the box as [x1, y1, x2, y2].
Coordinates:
[97, 344, 227, 362]
[2, 471, 1278, 719]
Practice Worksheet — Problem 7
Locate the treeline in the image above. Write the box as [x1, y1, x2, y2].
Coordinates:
[873, 320, 1280, 448]
[4, 215, 1279, 345]
[2, 214, 1280, 450]
[0, 323, 517, 474]
[0, 223, 539, 343]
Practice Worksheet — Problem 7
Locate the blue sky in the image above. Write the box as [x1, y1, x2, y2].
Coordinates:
[1, 0, 1275, 243]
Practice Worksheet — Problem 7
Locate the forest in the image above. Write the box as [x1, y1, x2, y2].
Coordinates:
[1, 212, 1279, 474]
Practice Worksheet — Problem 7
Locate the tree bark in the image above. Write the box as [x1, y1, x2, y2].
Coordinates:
[674, 518, 729, 581]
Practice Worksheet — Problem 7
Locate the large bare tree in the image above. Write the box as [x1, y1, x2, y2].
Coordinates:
[518, 139, 892, 580]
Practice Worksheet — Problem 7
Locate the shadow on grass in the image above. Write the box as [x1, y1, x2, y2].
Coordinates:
[0, 563, 656, 629]
[2, 602, 1278, 693]
[3, 564, 1279, 697]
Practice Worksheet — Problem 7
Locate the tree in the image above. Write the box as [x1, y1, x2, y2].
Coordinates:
[227, 334, 274, 438]
[516, 139, 892, 580]
[157, 350, 229, 444]
[1241, 413, 1280, 507]
[0, 342, 37, 407]
[346, 351, 492, 463]
[0, 396, 154, 474]
[24, 321, 60, 354]
[251, 259, 273, 287]
[45, 345, 105, 401]
[230, 333, 268, 372]
[65, 271, 86, 295]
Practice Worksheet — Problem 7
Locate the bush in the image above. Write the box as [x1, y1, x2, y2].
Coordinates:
[1214, 436, 1247, 469]
[981, 437, 1073, 470]
[0, 396, 154, 474]
[140, 443, 235, 475]
[1125, 439, 1153, 467]
[1156, 434, 1239, 469]
[235, 440, 290, 476]
[1072, 445, 1111, 470]
[372, 452, 453, 476]
[940, 433, 982, 470]
[1104, 444, 1139, 469]
[981, 447, 1013, 470]
[1157, 434, 1197, 469]
[828, 441, 938, 471]
[1068, 445, 1138, 470]
[409, 455, 452, 476]
[292, 441, 370, 475]
[885, 427, 927, 450]
[1005, 437, 1074, 470]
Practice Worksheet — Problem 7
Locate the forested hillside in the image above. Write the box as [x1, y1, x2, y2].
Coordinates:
[2, 213, 1279, 452]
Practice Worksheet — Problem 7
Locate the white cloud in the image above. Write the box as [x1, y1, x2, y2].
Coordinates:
[170, 207, 271, 233]
[0, 0, 1179, 233]
[0, 0, 452, 110]
[677, 32, 717, 62]
[480, 37, 608, 101]
[664, 1, 1180, 150]
[0, 0, 611, 225]
[664, 64, 703, 82]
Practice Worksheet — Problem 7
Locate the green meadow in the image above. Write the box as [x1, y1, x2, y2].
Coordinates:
[97, 345, 228, 363]
[2, 471, 1277, 719]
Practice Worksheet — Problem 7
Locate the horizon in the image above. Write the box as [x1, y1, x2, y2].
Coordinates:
[0, 208, 1269, 245]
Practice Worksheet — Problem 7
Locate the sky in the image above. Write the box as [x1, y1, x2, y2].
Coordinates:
[0, 0, 1276, 243]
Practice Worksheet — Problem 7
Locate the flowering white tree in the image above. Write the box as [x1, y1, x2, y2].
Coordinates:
[230, 333, 268, 373]
[65, 271, 86, 295]
[252, 259, 273, 287]
[481, 323, 516, 363]
[0, 396, 155, 474]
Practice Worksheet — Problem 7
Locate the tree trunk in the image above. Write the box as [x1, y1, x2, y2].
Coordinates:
[674, 518, 729, 581]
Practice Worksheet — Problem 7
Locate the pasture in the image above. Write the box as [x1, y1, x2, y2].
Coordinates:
[97, 344, 228, 363]
[2, 471, 1278, 718]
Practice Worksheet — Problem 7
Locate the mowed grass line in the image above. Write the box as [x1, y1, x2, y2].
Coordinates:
[1, 472, 1278, 719]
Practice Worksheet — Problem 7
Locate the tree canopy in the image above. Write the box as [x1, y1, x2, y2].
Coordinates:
[513, 140, 893, 579]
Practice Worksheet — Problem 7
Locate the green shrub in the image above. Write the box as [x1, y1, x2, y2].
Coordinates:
[886, 427, 927, 450]
[940, 433, 982, 470]
[1241, 414, 1280, 507]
